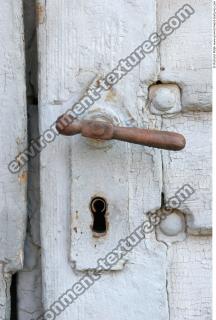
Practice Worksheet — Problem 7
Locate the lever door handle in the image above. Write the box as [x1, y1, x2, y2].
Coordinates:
[56, 115, 186, 151]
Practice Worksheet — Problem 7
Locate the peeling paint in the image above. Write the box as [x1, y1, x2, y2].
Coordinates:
[105, 89, 118, 103]
[36, 3, 45, 25]
[18, 171, 28, 184]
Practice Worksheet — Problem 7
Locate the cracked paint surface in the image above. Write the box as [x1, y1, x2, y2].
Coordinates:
[0, 0, 211, 319]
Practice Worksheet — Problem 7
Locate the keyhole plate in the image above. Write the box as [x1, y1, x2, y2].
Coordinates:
[70, 106, 130, 271]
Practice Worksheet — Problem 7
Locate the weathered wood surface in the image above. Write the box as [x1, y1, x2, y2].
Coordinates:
[158, 0, 212, 111]
[167, 236, 212, 319]
[0, 1, 27, 319]
[0, 270, 11, 320]
[17, 236, 42, 320]
[38, 0, 169, 319]
[162, 112, 212, 234]
[17, 106, 42, 320]
[37, 0, 212, 319]
[16, 1, 42, 317]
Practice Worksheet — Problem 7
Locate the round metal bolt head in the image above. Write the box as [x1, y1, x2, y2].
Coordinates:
[149, 84, 182, 115]
[159, 211, 185, 237]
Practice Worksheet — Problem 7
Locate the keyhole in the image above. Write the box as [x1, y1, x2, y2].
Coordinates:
[90, 197, 108, 237]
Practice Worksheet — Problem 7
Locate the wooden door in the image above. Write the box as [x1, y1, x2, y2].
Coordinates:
[37, 1, 212, 319]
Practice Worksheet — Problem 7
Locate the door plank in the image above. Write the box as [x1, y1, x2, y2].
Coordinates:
[162, 112, 212, 234]
[167, 236, 211, 319]
[38, 0, 171, 319]
[0, 270, 11, 320]
[158, 0, 211, 111]
[38, 1, 212, 320]
[0, 1, 27, 318]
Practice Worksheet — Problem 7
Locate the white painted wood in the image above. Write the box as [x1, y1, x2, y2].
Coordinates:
[167, 236, 212, 319]
[16, 1, 42, 316]
[17, 236, 42, 320]
[0, 268, 11, 320]
[162, 112, 212, 234]
[0, 0, 27, 273]
[38, 0, 172, 319]
[37, 0, 212, 319]
[158, 0, 212, 111]
[70, 118, 130, 270]
[17, 106, 42, 320]
[0, 1, 27, 318]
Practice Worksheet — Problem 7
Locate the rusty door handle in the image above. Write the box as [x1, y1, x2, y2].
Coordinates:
[56, 115, 186, 151]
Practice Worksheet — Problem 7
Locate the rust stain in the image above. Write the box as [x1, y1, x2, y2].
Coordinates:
[105, 89, 117, 102]
[18, 171, 28, 184]
[36, 3, 45, 25]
